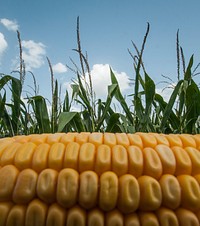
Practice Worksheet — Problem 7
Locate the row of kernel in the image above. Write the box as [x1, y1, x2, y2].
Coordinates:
[1, 165, 200, 213]
[1, 201, 200, 226]
[2, 132, 200, 149]
[1, 139, 200, 177]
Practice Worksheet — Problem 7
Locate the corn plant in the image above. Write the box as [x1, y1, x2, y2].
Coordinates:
[1, 19, 200, 137]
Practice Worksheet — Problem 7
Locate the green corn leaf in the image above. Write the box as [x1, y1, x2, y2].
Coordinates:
[0, 75, 23, 135]
[159, 80, 183, 132]
[177, 85, 185, 118]
[97, 99, 103, 122]
[105, 113, 121, 132]
[110, 68, 133, 123]
[72, 78, 93, 120]
[154, 94, 180, 133]
[82, 110, 93, 132]
[95, 84, 118, 132]
[71, 83, 79, 100]
[63, 90, 69, 112]
[145, 72, 155, 115]
[0, 92, 6, 119]
[0, 92, 14, 136]
[184, 55, 193, 81]
[58, 111, 85, 132]
[0, 75, 13, 90]
[77, 74, 91, 109]
[185, 80, 200, 133]
[10, 77, 22, 135]
[51, 80, 59, 133]
[28, 96, 51, 133]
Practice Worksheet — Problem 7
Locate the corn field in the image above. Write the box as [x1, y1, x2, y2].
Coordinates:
[1, 20, 200, 137]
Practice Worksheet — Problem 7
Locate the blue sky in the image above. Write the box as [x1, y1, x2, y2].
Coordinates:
[1, 0, 200, 100]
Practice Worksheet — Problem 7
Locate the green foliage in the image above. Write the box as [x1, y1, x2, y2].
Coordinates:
[1, 23, 200, 137]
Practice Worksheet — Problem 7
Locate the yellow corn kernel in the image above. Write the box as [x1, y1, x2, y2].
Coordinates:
[78, 143, 95, 172]
[171, 146, 192, 176]
[194, 174, 200, 185]
[46, 203, 66, 226]
[32, 143, 50, 173]
[89, 132, 103, 147]
[25, 199, 48, 226]
[79, 171, 98, 209]
[48, 143, 65, 171]
[66, 206, 86, 226]
[57, 168, 79, 208]
[0, 165, 19, 202]
[95, 144, 111, 175]
[139, 212, 159, 226]
[176, 208, 199, 226]
[3, 132, 200, 225]
[0, 142, 21, 166]
[124, 213, 140, 226]
[63, 142, 80, 170]
[127, 146, 143, 178]
[179, 134, 196, 148]
[137, 132, 157, 148]
[112, 145, 128, 176]
[0, 202, 13, 226]
[104, 133, 117, 147]
[127, 133, 143, 149]
[138, 175, 162, 211]
[75, 132, 90, 144]
[59, 132, 77, 145]
[14, 135, 31, 143]
[88, 208, 104, 226]
[177, 175, 200, 211]
[46, 133, 62, 145]
[29, 134, 47, 145]
[6, 204, 26, 226]
[150, 133, 170, 146]
[156, 207, 179, 226]
[13, 169, 38, 204]
[195, 209, 200, 223]
[155, 144, 176, 174]
[105, 209, 124, 226]
[166, 134, 183, 147]
[185, 147, 200, 175]
[116, 133, 130, 148]
[193, 134, 200, 148]
[159, 174, 181, 209]
[0, 140, 15, 160]
[118, 174, 140, 214]
[14, 142, 36, 170]
[99, 171, 118, 211]
[142, 147, 162, 179]
[0, 137, 15, 143]
[36, 169, 58, 203]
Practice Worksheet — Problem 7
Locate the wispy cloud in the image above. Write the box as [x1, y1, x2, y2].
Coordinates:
[52, 62, 67, 74]
[0, 33, 8, 63]
[0, 18, 19, 31]
[21, 40, 46, 70]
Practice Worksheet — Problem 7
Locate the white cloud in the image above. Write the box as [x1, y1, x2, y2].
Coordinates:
[0, 18, 19, 31]
[88, 64, 130, 97]
[0, 33, 8, 62]
[62, 64, 130, 100]
[21, 40, 46, 70]
[52, 63, 67, 74]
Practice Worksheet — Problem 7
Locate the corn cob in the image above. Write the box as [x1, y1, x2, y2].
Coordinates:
[0, 132, 200, 225]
